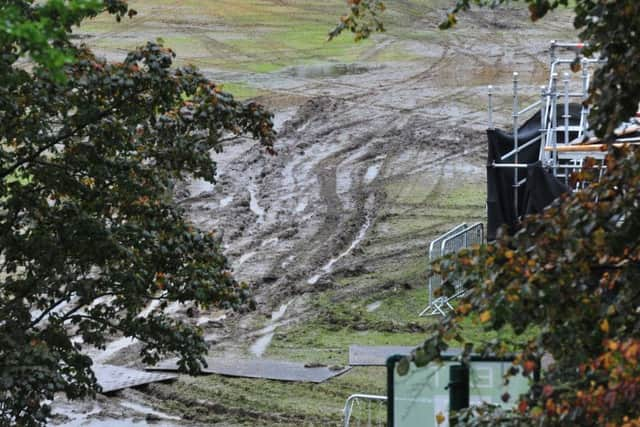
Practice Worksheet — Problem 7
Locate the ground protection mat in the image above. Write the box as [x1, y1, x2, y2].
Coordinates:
[349, 346, 472, 366]
[348, 345, 415, 366]
[94, 364, 177, 393]
[147, 357, 350, 383]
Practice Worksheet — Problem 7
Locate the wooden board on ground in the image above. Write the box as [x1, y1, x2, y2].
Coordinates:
[147, 357, 351, 383]
[94, 364, 177, 393]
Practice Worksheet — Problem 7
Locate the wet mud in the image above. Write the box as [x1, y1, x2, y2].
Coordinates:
[53, 3, 577, 425]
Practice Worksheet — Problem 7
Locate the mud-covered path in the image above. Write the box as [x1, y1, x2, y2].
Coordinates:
[52, 3, 577, 425]
[175, 6, 576, 338]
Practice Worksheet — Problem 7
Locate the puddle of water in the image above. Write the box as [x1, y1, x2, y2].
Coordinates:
[272, 108, 296, 131]
[307, 215, 371, 284]
[249, 300, 293, 358]
[119, 401, 181, 421]
[52, 402, 101, 426]
[235, 251, 256, 267]
[295, 199, 307, 213]
[261, 237, 279, 247]
[271, 302, 289, 322]
[248, 185, 265, 223]
[249, 333, 274, 359]
[336, 145, 369, 201]
[187, 178, 214, 197]
[364, 163, 382, 184]
[284, 63, 370, 79]
[58, 417, 180, 427]
[307, 274, 322, 285]
[220, 195, 234, 207]
[366, 301, 382, 312]
[281, 254, 296, 268]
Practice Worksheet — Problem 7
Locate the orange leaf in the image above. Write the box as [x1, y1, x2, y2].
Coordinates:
[518, 399, 528, 414]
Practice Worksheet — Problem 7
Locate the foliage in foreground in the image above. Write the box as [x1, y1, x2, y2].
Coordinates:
[333, 1, 640, 424]
[419, 148, 640, 426]
[0, 1, 275, 425]
[333, 0, 640, 139]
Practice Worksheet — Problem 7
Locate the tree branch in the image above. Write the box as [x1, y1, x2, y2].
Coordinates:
[28, 292, 75, 329]
[1, 86, 148, 180]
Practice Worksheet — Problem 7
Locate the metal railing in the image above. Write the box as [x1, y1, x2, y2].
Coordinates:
[343, 394, 387, 427]
[425, 223, 467, 308]
[420, 223, 484, 317]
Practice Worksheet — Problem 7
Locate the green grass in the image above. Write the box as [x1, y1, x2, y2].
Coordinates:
[78, 0, 378, 73]
[143, 172, 525, 424]
[372, 44, 424, 62]
[219, 81, 266, 100]
[154, 366, 387, 426]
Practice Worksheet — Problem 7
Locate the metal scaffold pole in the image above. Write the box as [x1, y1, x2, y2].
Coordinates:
[540, 85, 547, 163]
[550, 72, 559, 172]
[512, 72, 519, 217]
[488, 85, 494, 130]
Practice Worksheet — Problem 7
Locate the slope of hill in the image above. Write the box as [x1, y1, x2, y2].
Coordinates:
[54, 1, 578, 425]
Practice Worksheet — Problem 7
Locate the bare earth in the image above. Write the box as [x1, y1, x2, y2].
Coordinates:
[52, 2, 576, 426]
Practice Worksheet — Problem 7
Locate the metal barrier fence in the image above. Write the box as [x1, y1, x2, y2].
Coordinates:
[343, 394, 387, 427]
[425, 223, 467, 308]
[419, 223, 484, 317]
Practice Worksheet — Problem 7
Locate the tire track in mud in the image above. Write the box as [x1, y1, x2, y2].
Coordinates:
[61, 7, 583, 426]
[257, 127, 383, 293]
[274, 106, 484, 291]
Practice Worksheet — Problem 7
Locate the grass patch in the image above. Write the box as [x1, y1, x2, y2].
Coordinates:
[155, 366, 386, 426]
[219, 82, 266, 100]
[244, 62, 284, 73]
[78, 0, 376, 73]
[372, 45, 424, 62]
[266, 257, 435, 365]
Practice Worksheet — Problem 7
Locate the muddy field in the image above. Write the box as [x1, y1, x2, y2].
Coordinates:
[52, 1, 577, 425]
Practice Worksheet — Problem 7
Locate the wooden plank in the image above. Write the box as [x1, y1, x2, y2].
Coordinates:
[544, 142, 640, 153]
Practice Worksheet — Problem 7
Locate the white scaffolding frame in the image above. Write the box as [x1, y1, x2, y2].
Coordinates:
[488, 40, 608, 214]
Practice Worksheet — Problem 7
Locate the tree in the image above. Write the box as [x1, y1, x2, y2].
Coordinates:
[332, 1, 640, 425]
[0, 1, 275, 425]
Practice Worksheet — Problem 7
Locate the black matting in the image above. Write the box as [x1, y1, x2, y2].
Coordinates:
[148, 357, 351, 383]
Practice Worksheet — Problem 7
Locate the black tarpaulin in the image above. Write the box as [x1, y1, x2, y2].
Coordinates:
[522, 161, 569, 216]
[486, 104, 579, 240]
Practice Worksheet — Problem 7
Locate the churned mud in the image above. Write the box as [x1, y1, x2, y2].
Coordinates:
[53, 2, 577, 425]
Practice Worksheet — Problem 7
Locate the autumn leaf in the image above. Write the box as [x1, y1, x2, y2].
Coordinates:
[518, 399, 529, 414]
[457, 303, 472, 315]
[479, 310, 491, 323]
[523, 360, 537, 374]
[542, 384, 554, 397]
